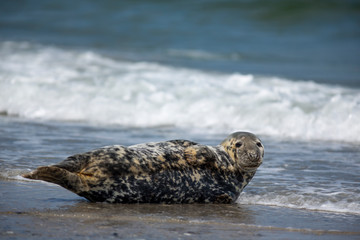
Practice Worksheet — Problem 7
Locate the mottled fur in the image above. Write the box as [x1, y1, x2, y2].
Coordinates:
[23, 132, 264, 203]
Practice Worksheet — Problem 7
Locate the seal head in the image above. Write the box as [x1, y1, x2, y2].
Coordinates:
[220, 132, 264, 172]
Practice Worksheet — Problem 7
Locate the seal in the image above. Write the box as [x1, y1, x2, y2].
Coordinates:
[23, 132, 264, 203]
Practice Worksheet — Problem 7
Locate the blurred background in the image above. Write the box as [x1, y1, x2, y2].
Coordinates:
[1, 0, 359, 85]
[0, 0, 359, 141]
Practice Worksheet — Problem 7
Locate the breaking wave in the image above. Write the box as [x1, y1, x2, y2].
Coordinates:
[1, 41, 359, 142]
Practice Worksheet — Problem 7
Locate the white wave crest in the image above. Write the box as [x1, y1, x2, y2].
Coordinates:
[1, 41, 359, 142]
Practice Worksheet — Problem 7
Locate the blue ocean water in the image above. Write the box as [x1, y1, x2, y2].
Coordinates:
[0, 1, 360, 238]
[1, 0, 359, 86]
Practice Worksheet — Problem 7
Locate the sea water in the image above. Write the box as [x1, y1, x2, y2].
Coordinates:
[1, 41, 359, 142]
[0, 1, 359, 239]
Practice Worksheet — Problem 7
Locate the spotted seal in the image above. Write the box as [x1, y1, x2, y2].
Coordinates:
[23, 132, 264, 203]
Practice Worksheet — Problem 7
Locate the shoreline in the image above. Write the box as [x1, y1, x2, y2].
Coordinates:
[1, 181, 360, 240]
[2, 209, 360, 236]
[2, 203, 359, 240]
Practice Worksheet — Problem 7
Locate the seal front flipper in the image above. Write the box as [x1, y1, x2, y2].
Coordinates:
[184, 145, 218, 168]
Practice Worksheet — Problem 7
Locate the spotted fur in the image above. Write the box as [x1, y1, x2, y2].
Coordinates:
[23, 132, 264, 203]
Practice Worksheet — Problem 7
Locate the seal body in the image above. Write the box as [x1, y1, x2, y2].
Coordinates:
[23, 132, 264, 203]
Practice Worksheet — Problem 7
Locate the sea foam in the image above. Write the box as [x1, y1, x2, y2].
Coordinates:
[1, 41, 359, 142]
[238, 192, 360, 215]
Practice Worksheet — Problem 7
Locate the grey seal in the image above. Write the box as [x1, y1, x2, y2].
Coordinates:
[23, 132, 264, 203]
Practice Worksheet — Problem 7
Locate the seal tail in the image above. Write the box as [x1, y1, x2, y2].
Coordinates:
[22, 166, 87, 194]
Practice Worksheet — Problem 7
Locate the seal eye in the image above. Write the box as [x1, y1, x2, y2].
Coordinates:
[235, 142, 242, 148]
[256, 142, 262, 148]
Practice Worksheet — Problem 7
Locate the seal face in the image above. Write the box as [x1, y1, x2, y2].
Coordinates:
[23, 132, 264, 203]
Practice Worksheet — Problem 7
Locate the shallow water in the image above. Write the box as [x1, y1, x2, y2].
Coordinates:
[0, 118, 359, 239]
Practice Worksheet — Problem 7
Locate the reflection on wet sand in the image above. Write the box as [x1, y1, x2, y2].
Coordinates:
[2, 202, 359, 240]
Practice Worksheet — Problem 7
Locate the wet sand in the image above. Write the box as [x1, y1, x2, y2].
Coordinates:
[1, 181, 359, 240]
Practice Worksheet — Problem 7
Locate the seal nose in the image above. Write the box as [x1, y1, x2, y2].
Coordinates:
[247, 149, 259, 160]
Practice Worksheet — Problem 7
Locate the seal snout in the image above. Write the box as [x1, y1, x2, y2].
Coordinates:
[245, 147, 262, 166]
[247, 149, 260, 161]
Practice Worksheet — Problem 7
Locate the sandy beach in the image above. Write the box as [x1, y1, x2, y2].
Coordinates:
[2, 180, 359, 240]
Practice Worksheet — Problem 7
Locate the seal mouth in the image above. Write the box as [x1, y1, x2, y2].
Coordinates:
[238, 153, 263, 171]
[240, 161, 262, 172]
[242, 161, 262, 169]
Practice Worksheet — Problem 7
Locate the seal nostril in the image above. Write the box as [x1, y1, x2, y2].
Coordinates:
[248, 151, 258, 159]
[256, 142, 262, 148]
